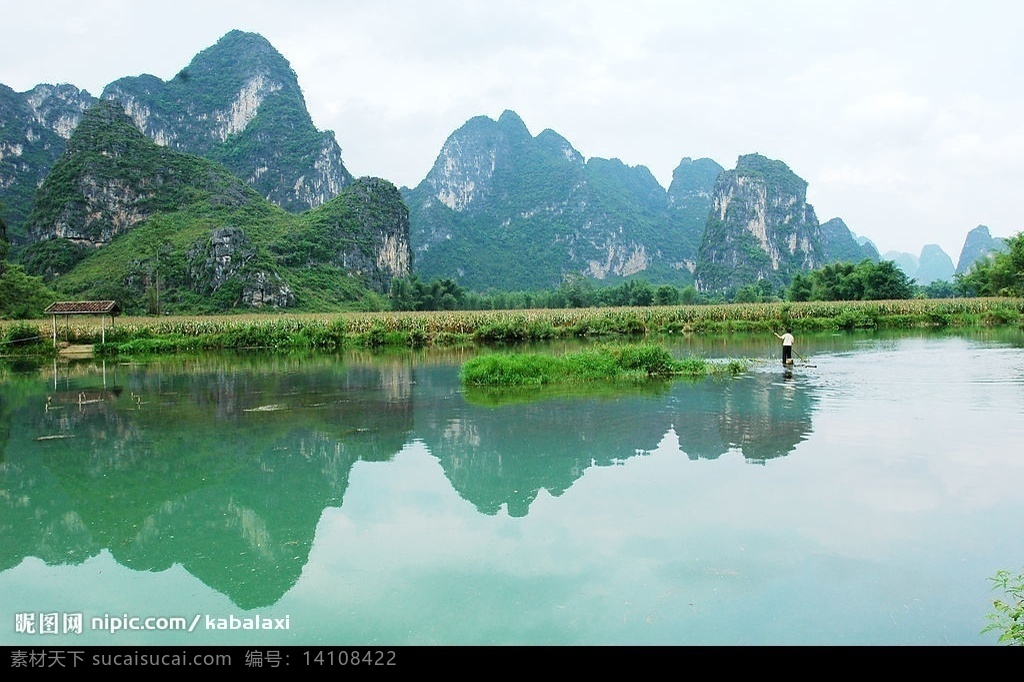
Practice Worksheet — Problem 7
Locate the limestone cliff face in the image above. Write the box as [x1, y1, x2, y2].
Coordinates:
[695, 154, 824, 293]
[22, 84, 96, 140]
[25, 101, 176, 248]
[101, 31, 353, 213]
[0, 83, 96, 241]
[324, 177, 412, 294]
[586, 242, 649, 279]
[49, 176, 149, 246]
[2, 31, 353, 244]
[407, 111, 539, 262]
[24, 100, 258, 250]
[666, 157, 723, 274]
[106, 71, 280, 149]
[426, 119, 504, 213]
[185, 227, 295, 308]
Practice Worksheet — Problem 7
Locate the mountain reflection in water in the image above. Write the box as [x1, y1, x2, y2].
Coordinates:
[0, 349, 812, 609]
[1, 329, 1020, 646]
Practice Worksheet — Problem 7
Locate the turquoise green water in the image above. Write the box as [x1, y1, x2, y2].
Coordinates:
[1, 330, 1023, 645]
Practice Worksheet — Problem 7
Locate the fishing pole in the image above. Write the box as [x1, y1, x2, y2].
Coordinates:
[794, 349, 816, 368]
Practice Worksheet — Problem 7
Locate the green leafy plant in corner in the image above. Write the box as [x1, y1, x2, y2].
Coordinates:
[982, 567, 1024, 645]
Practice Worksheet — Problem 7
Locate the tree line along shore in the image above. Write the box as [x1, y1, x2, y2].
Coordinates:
[1, 297, 1022, 359]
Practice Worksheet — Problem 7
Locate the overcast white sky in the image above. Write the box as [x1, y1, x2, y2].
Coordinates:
[2, 0, 1022, 259]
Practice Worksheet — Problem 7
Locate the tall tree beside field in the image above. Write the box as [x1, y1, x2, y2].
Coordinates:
[0, 205, 56, 318]
[0, 265, 56, 319]
[788, 259, 913, 301]
[955, 232, 1024, 297]
[0, 203, 7, 270]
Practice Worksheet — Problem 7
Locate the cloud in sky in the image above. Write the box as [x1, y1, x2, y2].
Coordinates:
[2, 0, 1022, 259]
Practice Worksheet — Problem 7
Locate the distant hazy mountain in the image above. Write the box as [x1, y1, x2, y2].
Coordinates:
[820, 217, 880, 264]
[884, 251, 920, 280]
[916, 244, 955, 284]
[955, 225, 1008, 275]
[884, 244, 956, 284]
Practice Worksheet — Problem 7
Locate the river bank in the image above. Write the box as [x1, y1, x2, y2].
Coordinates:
[2, 297, 1022, 358]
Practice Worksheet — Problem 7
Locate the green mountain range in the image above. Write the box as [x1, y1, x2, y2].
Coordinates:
[18, 101, 409, 313]
[0, 29, 998, 312]
[401, 110, 919, 293]
[402, 110, 722, 291]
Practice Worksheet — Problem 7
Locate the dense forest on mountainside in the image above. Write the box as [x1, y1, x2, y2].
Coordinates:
[13, 102, 408, 316]
[403, 111, 709, 292]
[101, 30, 353, 213]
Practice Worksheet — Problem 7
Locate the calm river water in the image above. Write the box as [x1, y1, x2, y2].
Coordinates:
[1, 328, 1022, 645]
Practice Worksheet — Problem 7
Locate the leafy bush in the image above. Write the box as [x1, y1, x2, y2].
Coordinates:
[983, 568, 1024, 645]
[4, 322, 45, 346]
[956, 232, 1024, 297]
[613, 344, 678, 375]
[981, 304, 1020, 326]
[833, 307, 877, 330]
[0, 265, 56, 319]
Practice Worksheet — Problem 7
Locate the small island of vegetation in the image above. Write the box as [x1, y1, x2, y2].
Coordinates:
[459, 343, 746, 387]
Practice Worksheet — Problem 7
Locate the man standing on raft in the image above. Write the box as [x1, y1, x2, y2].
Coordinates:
[775, 329, 795, 365]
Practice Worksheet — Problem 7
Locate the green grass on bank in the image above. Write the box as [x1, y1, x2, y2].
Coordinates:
[2, 297, 1022, 357]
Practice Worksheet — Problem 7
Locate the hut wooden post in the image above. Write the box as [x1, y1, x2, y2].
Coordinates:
[43, 301, 119, 353]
